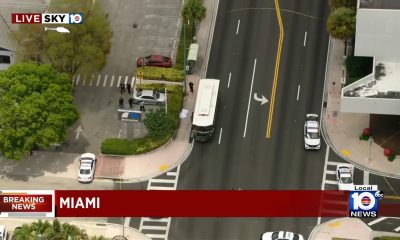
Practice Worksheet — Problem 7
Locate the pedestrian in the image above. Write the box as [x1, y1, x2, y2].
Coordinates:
[120, 83, 125, 94]
[140, 101, 145, 112]
[189, 82, 194, 93]
[119, 96, 124, 108]
[128, 97, 133, 108]
[127, 83, 131, 94]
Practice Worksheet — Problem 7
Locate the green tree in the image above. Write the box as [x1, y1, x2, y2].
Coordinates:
[144, 108, 176, 138]
[181, 0, 206, 35]
[327, 7, 356, 55]
[15, 0, 111, 76]
[12, 224, 36, 240]
[0, 62, 79, 160]
[330, 0, 357, 10]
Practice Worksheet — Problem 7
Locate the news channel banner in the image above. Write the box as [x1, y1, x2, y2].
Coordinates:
[349, 185, 384, 218]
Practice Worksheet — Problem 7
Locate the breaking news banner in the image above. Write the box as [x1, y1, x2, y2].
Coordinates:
[2, 190, 399, 218]
[0, 190, 55, 217]
[11, 13, 83, 24]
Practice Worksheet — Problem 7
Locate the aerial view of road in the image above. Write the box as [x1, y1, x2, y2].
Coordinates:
[0, 0, 399, 239]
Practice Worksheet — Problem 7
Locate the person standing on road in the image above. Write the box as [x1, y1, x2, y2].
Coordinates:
[128, 97, 133, 108]
[127, 83, 131, 94]
[119, 96, 124, 108]
[189, 82, 194, 93]
[120, 83, 125, 94]
[140, 101, 145, 112]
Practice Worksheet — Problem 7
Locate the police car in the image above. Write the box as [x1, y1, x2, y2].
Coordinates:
[261, 231, 304, 240]
[336, 164, 354, 191]
[78, 153, 96, 183]
[304, 114, 321, 150]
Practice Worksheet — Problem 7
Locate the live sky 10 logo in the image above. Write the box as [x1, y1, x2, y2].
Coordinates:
[349, 185, 384, 218]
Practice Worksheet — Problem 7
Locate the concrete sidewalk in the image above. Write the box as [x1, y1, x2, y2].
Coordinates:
[0, 218, 149, 240]
[322, 37, 400, 178]
[309, 217, 400, 240]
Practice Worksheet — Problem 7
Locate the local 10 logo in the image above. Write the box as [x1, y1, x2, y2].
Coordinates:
[69, 13, 83, 24]
[349, 185, 383, 218]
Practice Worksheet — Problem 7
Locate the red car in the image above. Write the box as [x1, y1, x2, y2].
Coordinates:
[136, 55, 173, 68]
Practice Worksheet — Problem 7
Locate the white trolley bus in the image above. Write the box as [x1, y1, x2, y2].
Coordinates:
[191, 79, 220, 142]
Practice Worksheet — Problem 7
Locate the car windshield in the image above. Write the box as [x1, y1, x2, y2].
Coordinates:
[137, 91, 142, 97]
[153, 92, 160, 99]
[341, 177, 353, 184]
[80, 169, 91, 175]
[307, 131, 319, 139]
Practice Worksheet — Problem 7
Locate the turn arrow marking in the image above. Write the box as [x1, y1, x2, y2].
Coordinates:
[253, 93, 268, 105]
[75, 125, 83, 140]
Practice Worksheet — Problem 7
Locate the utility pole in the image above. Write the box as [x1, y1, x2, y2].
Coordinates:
[183, 21, 188, 96]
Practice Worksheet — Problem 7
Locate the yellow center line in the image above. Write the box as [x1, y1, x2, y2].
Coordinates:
[266, 0, 284, 138]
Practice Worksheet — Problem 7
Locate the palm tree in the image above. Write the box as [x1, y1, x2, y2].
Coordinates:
[181, 0, 206, 35]
[11, 224, 36, 240]
[330, 0, 357, 10]
[327, 7, 356, 55]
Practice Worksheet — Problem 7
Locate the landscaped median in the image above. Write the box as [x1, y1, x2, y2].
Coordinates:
[136, 66, 184, 82]
[101, 84, 183, 155]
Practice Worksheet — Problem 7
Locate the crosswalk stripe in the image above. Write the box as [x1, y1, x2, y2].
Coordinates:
[141, 225, 168, 231]
[82, 75, 87, 86]
[148, 186, 175, 190]
[109, 75, 114, 87]
[124, 217, 130, 227]
[368, 217, 388, 226]
[117, 76, 122, 87]
[75, 74, 80, 85]
[89, 74, 94, 86]
[125, 76, 129, 85]
[141, 217, 170, 222]
[363, 170, 369, 185]
[131, 76, 135, 86]
[150, 179, 176, 184]
[96, 75, 101, 86]
[327, 161, 343, 166]
[326, 170, 336, 175]
[166, 172, 177, 176]
[325, 180, 337, 185]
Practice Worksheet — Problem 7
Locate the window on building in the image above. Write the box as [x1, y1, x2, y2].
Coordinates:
[0, 55, 11, 64]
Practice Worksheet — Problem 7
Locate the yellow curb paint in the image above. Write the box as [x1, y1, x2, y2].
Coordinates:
[341, 149, 350, 157]
[266, 0, 284, 139]
[328, 221, 341, 228]
[159, 164, 169, 171]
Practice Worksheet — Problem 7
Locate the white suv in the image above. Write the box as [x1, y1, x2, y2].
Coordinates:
[304, 114, 321, 150]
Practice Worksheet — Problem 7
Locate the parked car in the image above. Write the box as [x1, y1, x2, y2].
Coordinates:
[336, 164, 354, 191]
[133, 89, 166, 105]
[304, 114, 321, 150]
[136, 55, 172, 68]
[78, 153, 96, 183]
[0, 225, 7, 240]
[261, 231, 304, 240]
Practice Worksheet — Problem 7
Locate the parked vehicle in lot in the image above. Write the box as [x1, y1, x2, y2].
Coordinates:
[133, 89, 166, 105]
[78, 153, 96, 183]
[336, 164, 354, 191]
[0, 225, 7, 240]
[261, 231, 304, 240]
[136, 55, 172, 68]
[304, 114, 321, 150]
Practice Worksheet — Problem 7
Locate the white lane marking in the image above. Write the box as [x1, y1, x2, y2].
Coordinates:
[131, 76, 135, 86]
[321, 146, 330, 190]
[75, 74, 80, 85]
[125, 76, 129, 84]
[117, 76, 122, 87]
[96, 75, 101, 86]
[236, 19, 240, 35]
[326, 161, 343, 166]
[325, 180, 338, 185]
[218, 128, 223, 144]
[89, 74, 93, 86]
[363, 170, 369, 185]
[297, 84, 301, 101]
[326, 170, 336, 175]
[82, 75, 87, 86]
[227, 72, 231, 88]
[243, 59, 257, 138]
[394, 226, 400, 232]
[303, 31, 307, 47]
[368, 217, 388, 226]
[150, 179, 176, 184]
[124, 217, 130, 227]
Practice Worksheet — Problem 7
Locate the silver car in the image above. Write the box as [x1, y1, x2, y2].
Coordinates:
[133, 89, 166, 105]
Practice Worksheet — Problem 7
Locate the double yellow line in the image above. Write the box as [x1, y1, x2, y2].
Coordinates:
[266, 0, 284, 138]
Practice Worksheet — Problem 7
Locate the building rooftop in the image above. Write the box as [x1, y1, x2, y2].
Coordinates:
[359, 0, 400, 9]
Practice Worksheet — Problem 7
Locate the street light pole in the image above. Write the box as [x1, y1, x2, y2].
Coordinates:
[368, 137, 374, 162]
[183, 21, 188, 96]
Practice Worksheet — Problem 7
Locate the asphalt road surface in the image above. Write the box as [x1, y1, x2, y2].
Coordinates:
[169, 0, 330, 239]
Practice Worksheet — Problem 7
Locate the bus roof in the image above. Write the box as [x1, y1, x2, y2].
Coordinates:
[193, 79, 220, 127]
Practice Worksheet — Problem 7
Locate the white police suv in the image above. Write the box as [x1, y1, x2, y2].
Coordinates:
[78, 153, 96, 183]
[304, 114, 321, 150]
[261, 231, 304, 240]
[336, 164, 354, 191]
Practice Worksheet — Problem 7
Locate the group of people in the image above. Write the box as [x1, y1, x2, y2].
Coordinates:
[118, 82, 145, 111]
[120, 82, 132, 94]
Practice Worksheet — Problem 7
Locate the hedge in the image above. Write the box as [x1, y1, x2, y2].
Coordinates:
[373, 237, 400, 240]
[101, 84, 183, 155]
[136, 66, 183, 82]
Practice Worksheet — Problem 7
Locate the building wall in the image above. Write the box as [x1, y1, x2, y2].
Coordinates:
[341, 96, 400, 115]
[0, 49, 14, 70]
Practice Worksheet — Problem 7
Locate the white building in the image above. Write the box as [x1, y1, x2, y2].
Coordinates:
[341, 0, 400, 115]
[0, 0, 47, 70]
